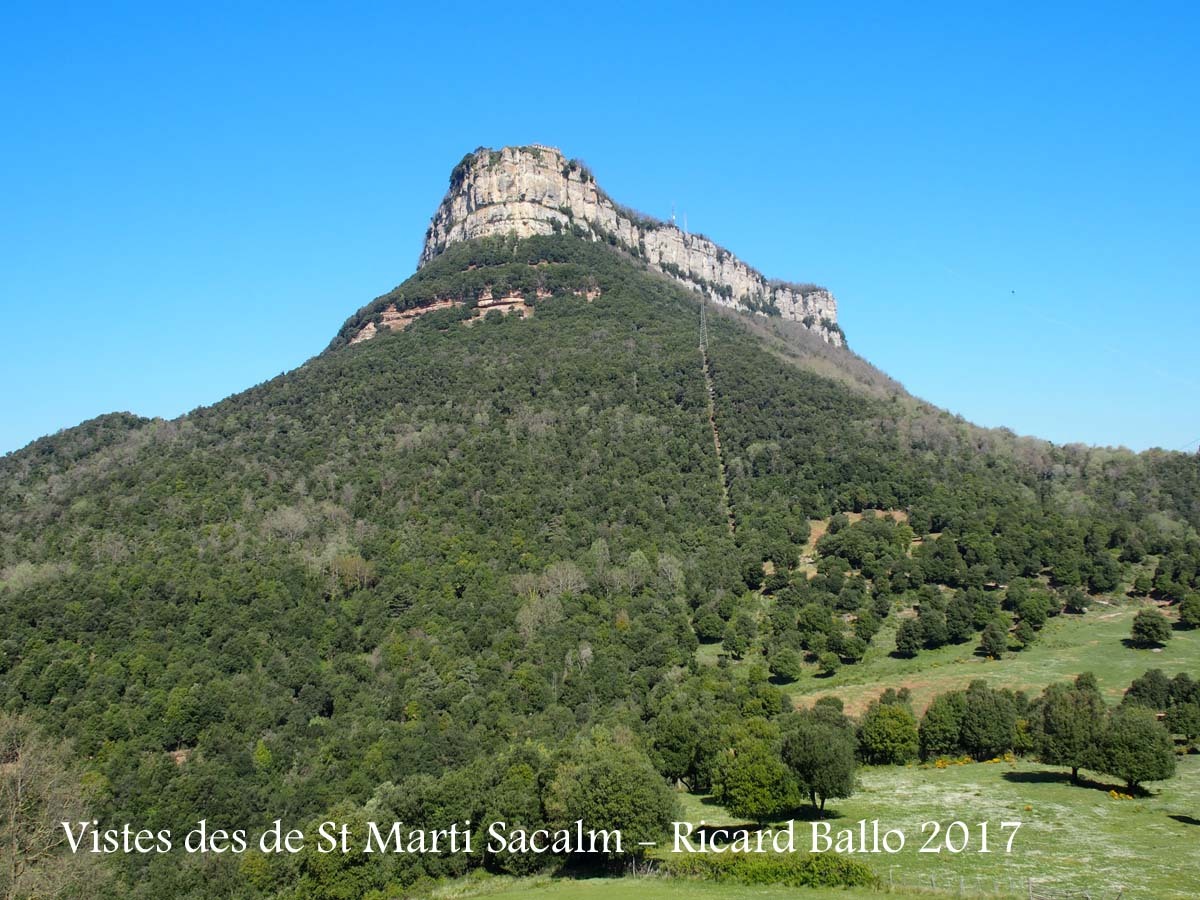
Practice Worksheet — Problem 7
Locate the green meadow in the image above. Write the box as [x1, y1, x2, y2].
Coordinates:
[425, 753, 1198, 900]
[465, 600, 1200, 900]
[435, 880, 889, 900]
[785, 600, 1200, 715]
[677, 753, 1200, 899]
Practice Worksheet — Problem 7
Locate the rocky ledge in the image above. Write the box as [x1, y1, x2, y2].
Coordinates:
[418, 145, 844, 346]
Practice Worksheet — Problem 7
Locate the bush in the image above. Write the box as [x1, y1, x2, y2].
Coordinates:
[816, 651, 841, 676]
[782, 717, 857, 811]
[1095, 706, 1176, 792]
[712, 737, 796, 824]
[1130, 608, 1172, 647]
[894, 618, 922, 658]
[1062, 587, 1091, 614]
[768, 647, 804, 683]
[660, 851, 877, 887]
[977, 622, 1008, 659]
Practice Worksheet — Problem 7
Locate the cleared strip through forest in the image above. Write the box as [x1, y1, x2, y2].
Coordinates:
[700, 307, 736, 535]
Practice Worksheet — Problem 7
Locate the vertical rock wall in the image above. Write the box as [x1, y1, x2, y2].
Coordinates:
[419, 145, 844, 346]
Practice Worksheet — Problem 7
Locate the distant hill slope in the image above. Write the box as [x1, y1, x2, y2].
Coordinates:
[1, 233, 1197, 897]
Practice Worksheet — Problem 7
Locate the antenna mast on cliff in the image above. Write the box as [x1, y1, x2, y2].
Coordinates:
[670, 203, 676, 227]
[683, 213, 689, 240]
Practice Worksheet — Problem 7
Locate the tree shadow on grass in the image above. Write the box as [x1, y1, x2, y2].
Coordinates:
[685, 809, 847, 845]
[694, 797, 845, 824]
[1001, 770, 1119, 794]
[783, 803, 847, 822]
[1168, 814, 1200, 827]
[1120, 637, 1165, 650]
[554, 851, 644, 879]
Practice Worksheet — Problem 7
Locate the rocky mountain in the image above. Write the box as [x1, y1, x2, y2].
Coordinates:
[417, 145, 844, 345]
[2, 148, 1199, 900]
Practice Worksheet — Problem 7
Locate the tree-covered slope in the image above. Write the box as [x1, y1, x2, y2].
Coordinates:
[1, 233, 1198, 897]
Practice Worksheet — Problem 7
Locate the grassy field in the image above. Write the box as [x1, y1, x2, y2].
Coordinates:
[785, 600, 1200, 715]
[516, 552, 1200, 900]
[426, 877, 893, 900]
[419, 755, 1198, 900]
[674, 754, 1200, 899]
[697, 517, 1196, 718]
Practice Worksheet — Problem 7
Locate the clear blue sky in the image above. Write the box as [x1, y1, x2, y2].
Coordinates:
[2, 2, 1197, 455]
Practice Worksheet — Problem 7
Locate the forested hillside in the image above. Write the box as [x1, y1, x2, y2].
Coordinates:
[1, 234, 1198, 898]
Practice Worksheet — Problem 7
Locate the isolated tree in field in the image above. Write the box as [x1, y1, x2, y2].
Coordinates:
[1062, 587, 1091, 614]
[1129, 608, 1172, 648]
[769, 647, 804, 683]
[1034, 675, 1104, 783]
[877, 686, 913, 706]
[712, 736, 795, 824]
[894, 618, 922, 658]
[816, 651, 841, 676]
[1095, 706, 1176, 792]
[781, 718, 857, 812]
[977, 622, 1008, 659]
[857, 701, 919, 764]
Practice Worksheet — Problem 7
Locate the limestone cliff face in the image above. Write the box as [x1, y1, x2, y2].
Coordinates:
[419, 145, 844, 346]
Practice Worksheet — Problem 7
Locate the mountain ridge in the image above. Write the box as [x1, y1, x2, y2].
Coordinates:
[2, 229, 1199, 899]
[417, 145, 845, 346]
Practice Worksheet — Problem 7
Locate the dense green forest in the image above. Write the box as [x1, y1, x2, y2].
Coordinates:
[2, 233, 1198, 898]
